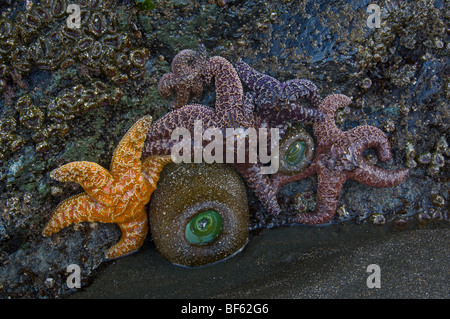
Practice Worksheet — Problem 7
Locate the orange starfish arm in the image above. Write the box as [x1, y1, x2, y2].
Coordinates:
[110, 115, 153, 179]
[42, 193, 112, 236]
[141, 155, 173, 188]
[104, 208, 148, 259]
[50, 162, 114, 206]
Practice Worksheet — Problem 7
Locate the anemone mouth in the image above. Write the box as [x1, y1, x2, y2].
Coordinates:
[278, 124, 315, 176]
[185, 210, 223, 245]
[284, 140, 307, 166]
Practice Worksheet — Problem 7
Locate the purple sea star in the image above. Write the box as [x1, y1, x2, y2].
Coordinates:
[158, 46, 208, 110]
[144, 48, 325, 216]
[271, 94, 410, 224]
[234, 60, 324, 128]
[144, 51, 283, 215]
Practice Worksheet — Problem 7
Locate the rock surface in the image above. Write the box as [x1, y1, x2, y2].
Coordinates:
[0, 0, 448, 298]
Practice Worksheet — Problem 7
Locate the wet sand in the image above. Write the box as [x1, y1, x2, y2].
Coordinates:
[70, 223, 449, 299]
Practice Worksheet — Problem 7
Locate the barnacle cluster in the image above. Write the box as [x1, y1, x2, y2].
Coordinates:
[417, 191, 448, 225]
[0, 0, 149, 159]
[0, 0, 150, 88]
[15, 95, 48, 153]
[405, 137, 448, 176]
[356, 0, 445, 86]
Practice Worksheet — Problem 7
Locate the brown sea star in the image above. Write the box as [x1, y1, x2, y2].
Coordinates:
[43, 116, 172, 259]
[158, 46, 208, 110]
[271, 94, 409, 224]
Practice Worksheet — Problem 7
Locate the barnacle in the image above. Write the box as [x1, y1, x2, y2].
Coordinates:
[356, 0, 445, 87]
[16, 95, 45, 130]
[46, 81, 122, 129]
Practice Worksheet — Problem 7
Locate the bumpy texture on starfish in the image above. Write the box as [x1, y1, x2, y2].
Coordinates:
[235, 60, 324, 127]
[43, 116, 172, 259]
[146, 48, 330, 216]
[271, 94, 409, 224]
[158, 46, 208, 110]
[144, 48, 286, 215]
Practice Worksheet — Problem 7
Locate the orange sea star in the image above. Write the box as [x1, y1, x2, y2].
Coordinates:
[43, 115, 172, 259]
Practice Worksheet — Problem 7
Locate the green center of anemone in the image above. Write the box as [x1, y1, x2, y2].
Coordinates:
[185, 211, 223, 245]
[285, 141, 306, 166]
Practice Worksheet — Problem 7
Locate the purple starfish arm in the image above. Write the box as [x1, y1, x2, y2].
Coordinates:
[145, 51, 286, 216]
[283, 79, 322, 108]
[234, 60, 324, 125]
[143, 104, 217, 157]
[158, 46, 208, 109]
[272, 94, 409, 225]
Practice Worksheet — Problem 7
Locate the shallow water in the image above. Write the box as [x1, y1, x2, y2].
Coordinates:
[70, 222, 449, 299]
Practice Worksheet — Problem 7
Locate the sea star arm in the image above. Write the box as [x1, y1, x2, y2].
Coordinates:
[345, 125, 409, 186]
[350, 162, 409, 188]
[110, 115, 153, 179]
[142, 155, 173, 188]
[271, 162, 317, 194]
[286, 102, 324, 123]
[232, 162, 282, 216]
[234, 60, 274, 93]
[235, 60, 323, 125]
[295, 166, 346, 225]
[143, 104, 216, 157]
[158, 47, 207, 109]
[104, 207, 148, 259]
[158, 73, 177, 99]
[42, 193, 112, 236]
[283, 79, 322, 108]
[347, 125, 392, 161]
[50, 162, 115, 206]
[234, 60, 281, 111]
[202, 56, 247, 128]
[314, 94, 351, 147]
[171, 46, 207, 75]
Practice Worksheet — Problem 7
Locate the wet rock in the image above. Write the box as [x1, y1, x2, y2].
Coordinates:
[0, 0, 448, 298]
